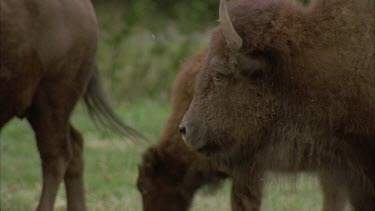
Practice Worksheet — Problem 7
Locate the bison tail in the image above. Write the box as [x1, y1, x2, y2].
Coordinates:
[83, 65, 147, 141]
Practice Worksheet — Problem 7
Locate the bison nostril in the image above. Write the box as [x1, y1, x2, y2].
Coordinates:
[179, 124, 186, 138]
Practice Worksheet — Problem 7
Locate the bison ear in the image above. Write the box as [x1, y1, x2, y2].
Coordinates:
[237, 54, 268, 79]
[140, 148, 162, 176]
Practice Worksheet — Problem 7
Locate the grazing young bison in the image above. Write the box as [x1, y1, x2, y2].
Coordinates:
[1, 0, 141, 210]
[137, 48, 347, 211]
[180, 0, 374, 210]
[137, 48, 227, 211]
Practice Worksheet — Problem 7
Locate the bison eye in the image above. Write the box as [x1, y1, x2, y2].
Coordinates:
[213, 72, 225, 81]
[212, 71, 231, 85]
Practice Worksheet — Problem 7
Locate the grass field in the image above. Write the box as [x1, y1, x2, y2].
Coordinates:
[0, 100, 351, 211]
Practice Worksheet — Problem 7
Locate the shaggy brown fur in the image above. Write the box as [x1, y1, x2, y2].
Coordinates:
[181, 0, 374, 210]
[0, 1, 141, 210]
[137, 48, 347, 211]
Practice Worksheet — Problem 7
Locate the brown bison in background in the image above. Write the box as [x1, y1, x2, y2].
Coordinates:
[0, 0, 141, 210]
[137, 48, 347, 211]
[180, 0, 374, 210]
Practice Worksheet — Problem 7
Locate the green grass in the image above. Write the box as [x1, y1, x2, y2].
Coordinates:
[1, 100, 351, 211]
[0, 100, 166, 211]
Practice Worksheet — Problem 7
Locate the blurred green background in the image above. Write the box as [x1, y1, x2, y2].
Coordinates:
[1, 0, 349, 210]
[93, 0, 216, 102]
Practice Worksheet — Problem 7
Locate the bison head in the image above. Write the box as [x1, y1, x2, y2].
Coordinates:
[179, 0, 293, 168]
[137, 148, 193, 211]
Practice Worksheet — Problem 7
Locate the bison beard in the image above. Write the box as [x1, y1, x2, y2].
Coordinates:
[181, 0, 375, 210]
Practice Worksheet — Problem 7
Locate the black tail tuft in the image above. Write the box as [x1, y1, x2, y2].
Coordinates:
[83, 66, 147, 141]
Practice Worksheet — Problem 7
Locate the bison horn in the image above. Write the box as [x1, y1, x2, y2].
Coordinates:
[219, 0, 243, 52]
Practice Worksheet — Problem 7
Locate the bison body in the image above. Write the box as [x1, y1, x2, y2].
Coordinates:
[181, 0, 374, 210]
[1, 0, 97, 125]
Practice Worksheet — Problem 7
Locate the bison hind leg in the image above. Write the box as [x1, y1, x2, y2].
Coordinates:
[26, 72, 89, 211]
[27, 108, 73, 211]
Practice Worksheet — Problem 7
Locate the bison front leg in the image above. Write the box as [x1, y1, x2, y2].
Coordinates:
[319, 173, 346, 211]
[346, 180, 375, 211]
[64, 125, 86, 211]
[231, 171, 263, 211]
[231, 181, 262, 211]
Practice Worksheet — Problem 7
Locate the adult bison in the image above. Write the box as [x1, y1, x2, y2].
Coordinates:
[137, 48, 346, 210]
[180, 0, 374, 210]
[1, 0, 141, 210]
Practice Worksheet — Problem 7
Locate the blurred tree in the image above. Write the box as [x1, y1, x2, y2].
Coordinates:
[93, 0, 218, 32]
[92, 0, 312, 102]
